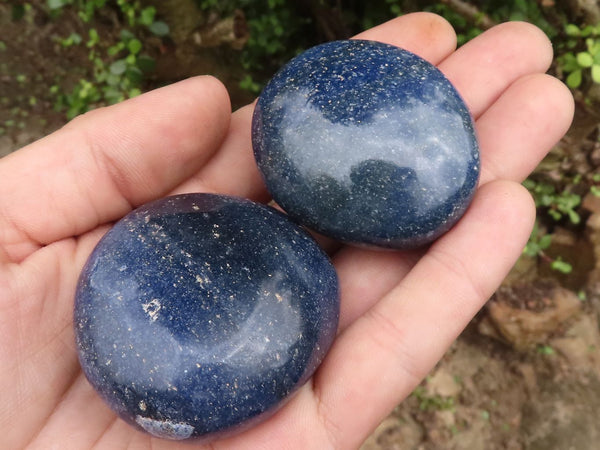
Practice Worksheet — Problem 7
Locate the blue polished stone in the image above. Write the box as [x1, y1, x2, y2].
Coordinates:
[252, 39, 480, 249]
[74, 193, 339, 441]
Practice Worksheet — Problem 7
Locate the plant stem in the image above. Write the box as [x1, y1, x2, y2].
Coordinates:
[440, 0, 496, 30]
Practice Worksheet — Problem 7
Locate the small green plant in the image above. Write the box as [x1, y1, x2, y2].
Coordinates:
[523, 220, 552, 257]
[550, 257, 573, 274]
[591, 173, 600, 197]
[521, 171, 600, 276]
[537, 345, 556, 355]
[196, 1, 318, 94]
[12, 3, 33, 21]
[558, 23, 600, 89]
[48, 0, 107, 22]
[523, 221, 573, 274]
[49, 1, 167, 119]
[59, 32, 83, 47]
[411, 386, 455, 412]
[55, 79, 101, 119]
[523, 178, 581, 224]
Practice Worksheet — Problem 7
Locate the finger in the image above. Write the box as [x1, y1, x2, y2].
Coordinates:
[334, 247, 424, 329]
[23, 373, 116, 448]
[477, 73, 574, 184]
[438, 21, 554, 119]
[0, 76, 230, 263]
[313, 180, 535, 449]
[0, 242, 81, 447]
[353, 12, 458, 64]
[171, 103, 271, 203]
[173, 12, 458, 199]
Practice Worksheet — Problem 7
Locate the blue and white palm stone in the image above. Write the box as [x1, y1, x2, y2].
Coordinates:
[252, 39, 480, 249]
[74, 193, 339, 441]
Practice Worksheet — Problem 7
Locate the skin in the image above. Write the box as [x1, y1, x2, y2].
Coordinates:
[0, 12, 574, 450]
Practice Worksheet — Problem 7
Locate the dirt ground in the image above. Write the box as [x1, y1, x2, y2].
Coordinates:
[0, 3, 67, 156]
[2, 2, 600, 449]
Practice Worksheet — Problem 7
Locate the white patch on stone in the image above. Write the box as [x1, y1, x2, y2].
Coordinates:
[273, 88, 472, 212]
[142, 298, 161, 322]
[135, 415, 194, 440]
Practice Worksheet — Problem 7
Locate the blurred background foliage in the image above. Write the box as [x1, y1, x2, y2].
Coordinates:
[4, 0, 600, 112]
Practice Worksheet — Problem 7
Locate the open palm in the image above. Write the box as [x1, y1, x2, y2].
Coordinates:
[0, 13, 573, 449]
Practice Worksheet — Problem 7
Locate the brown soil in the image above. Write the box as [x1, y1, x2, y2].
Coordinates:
[0, 2, 67, 156]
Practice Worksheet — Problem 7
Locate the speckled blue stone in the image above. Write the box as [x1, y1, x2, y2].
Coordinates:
[74, 193, 339, 441]
[252, 39, 480, 249]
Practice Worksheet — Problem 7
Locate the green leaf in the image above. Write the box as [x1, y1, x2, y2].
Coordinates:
[591, 186, 600, 197]
[12, 4, 26, 20]
[589, 41, 600, 58]
[87, 28, 99, 47]
[537, 345, 556, 355]
[584, 38, 600, 57]
[523, 243, 539, 257]
[67, 105, 83, 120]
[109, 59, 127, 75]
[125, 66, 143, 84]
[566, 69, 582, 88]
[61, 32, 82, 47]
[551, 259, 573, 274]
[103, 87, 122, 104]
[522, 178, 536, 190]
[565, 24, 580, 37]
[149, 21, 169, 36]
[548, 209, 562, 221]
[136, 55, 155, 72]
[592, 65, 600, 84]
[107, 42, 124, 56]
[120, 29, 135, 42]
[577, 52, 594, 68]
[560, 53, 580, 72]
[567, 209, 581, 224]
[105, 73, 121, 86]
[127, 39, 142, 55]
[580, 25, 595, 37]
[538, 234, 552, 250]
[47, 0, 66, 10]
[139, 7, 156, 26]
[239, 74, 262, 94]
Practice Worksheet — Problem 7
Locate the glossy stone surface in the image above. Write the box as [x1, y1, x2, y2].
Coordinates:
[252, 39, 480, 249]
[74, 193, 339, 441]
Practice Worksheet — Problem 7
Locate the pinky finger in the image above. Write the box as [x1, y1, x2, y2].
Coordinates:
[312, 180, 535, 449]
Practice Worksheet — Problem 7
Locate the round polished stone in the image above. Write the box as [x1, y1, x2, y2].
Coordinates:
[252, 39, 480, 249]
[74, 193, 339, 441]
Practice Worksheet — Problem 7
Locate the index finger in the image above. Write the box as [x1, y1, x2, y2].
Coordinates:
[0, 76, 231, 263]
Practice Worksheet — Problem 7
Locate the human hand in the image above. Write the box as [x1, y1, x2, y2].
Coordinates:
[0, 12, 573, 449]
